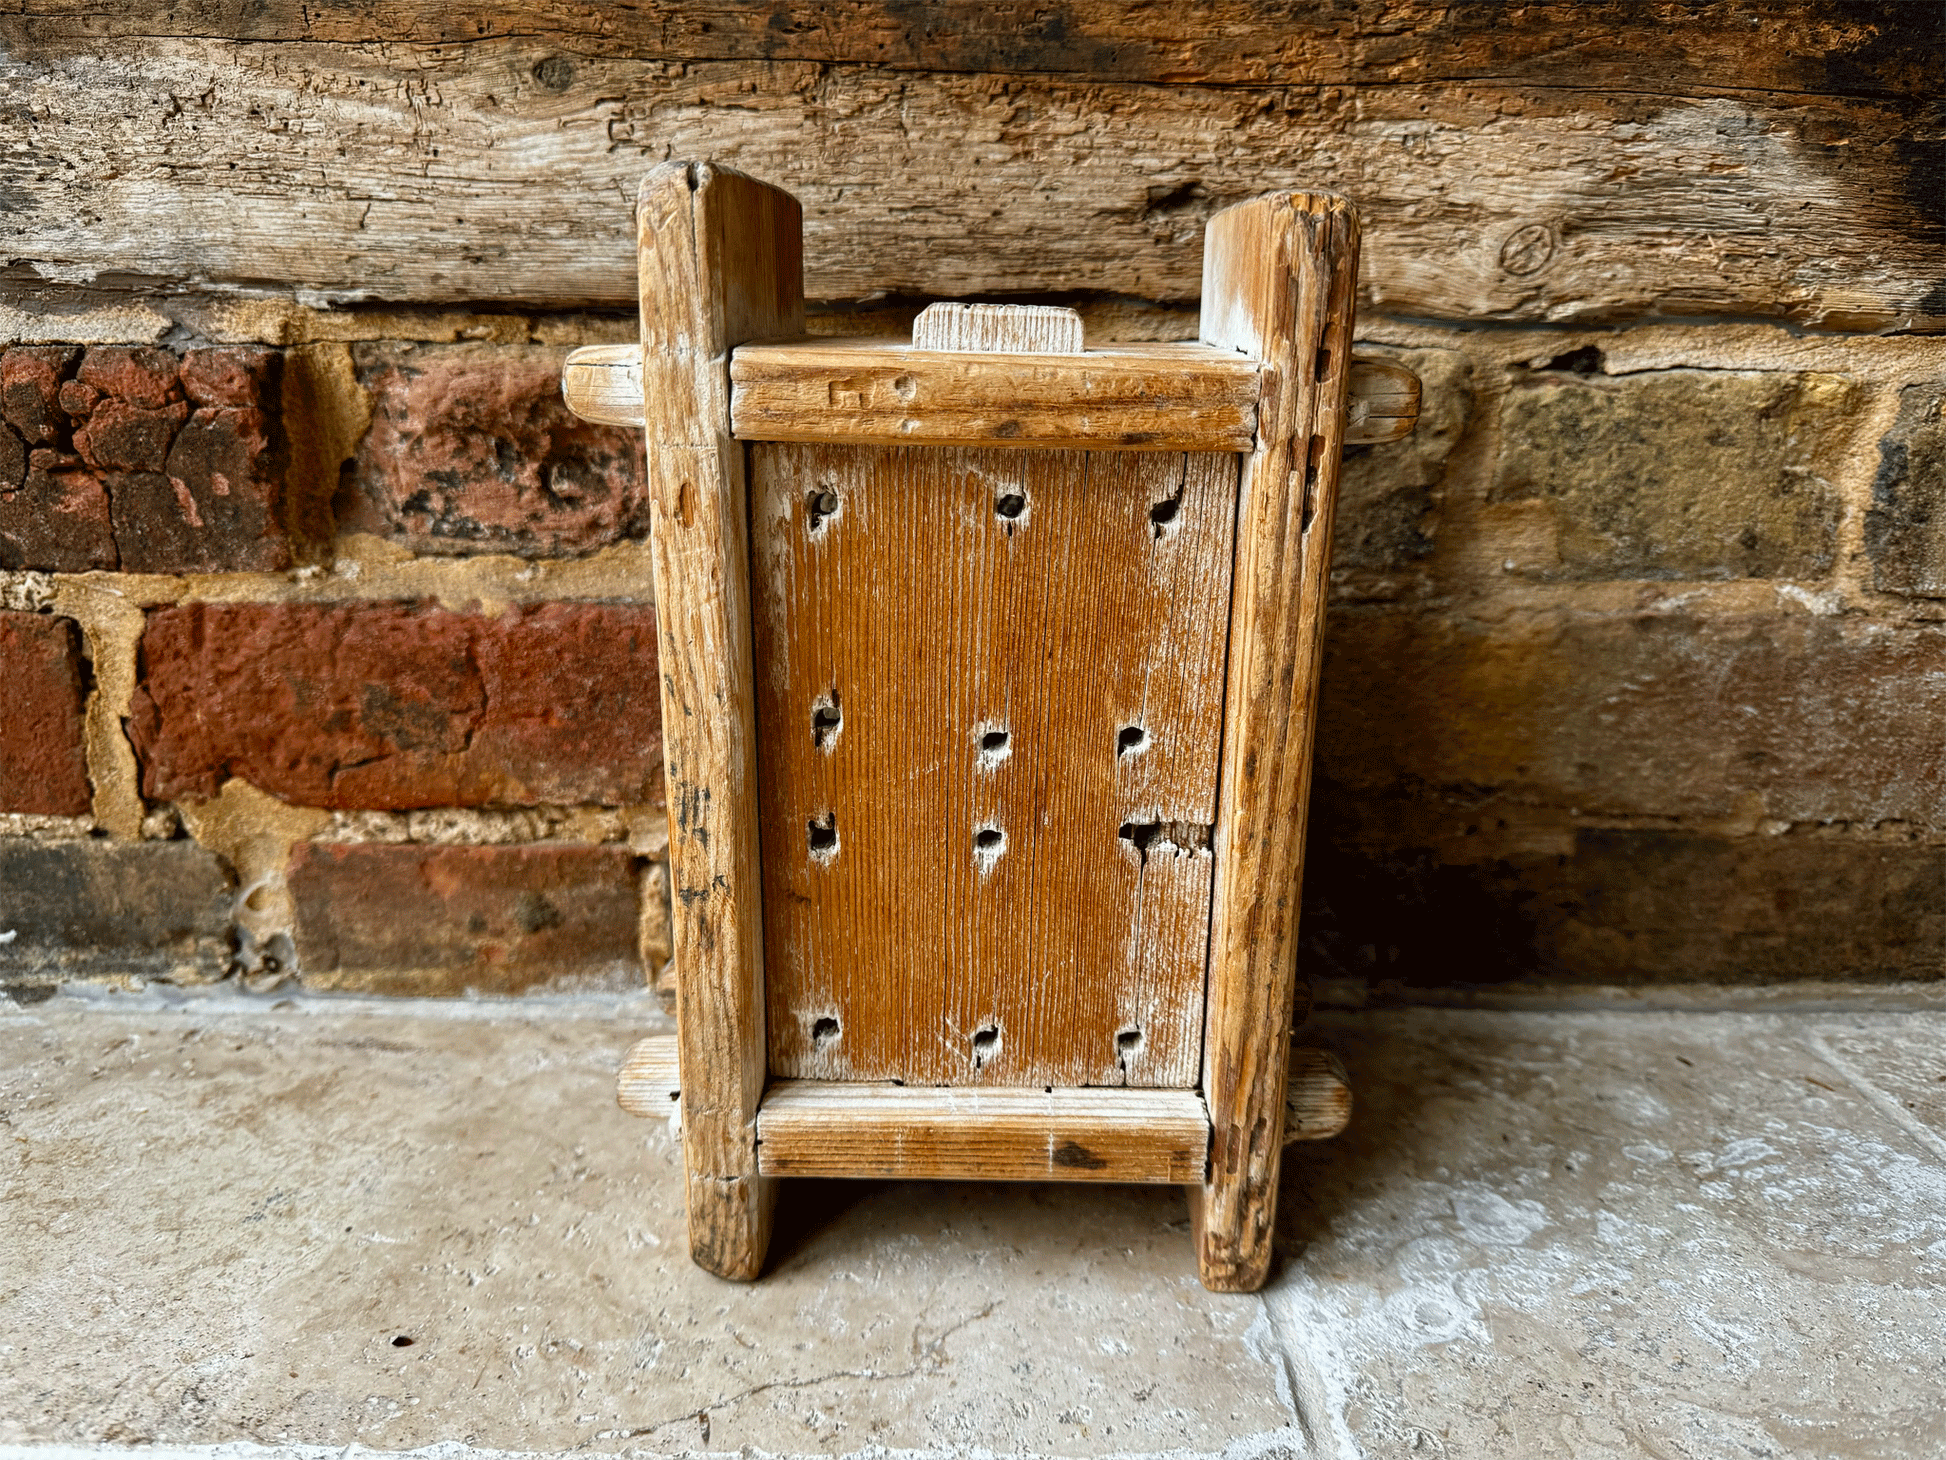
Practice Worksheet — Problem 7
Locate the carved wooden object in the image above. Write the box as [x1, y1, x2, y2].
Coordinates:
[570, 161, 1413, 1292]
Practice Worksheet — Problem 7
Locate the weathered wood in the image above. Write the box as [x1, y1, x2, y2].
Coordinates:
[754, 1082, 1210, 1183]
[1343, 359, 1420, 447]
[568, 340, 1418, 446]
[1284, 1047, 1353, 1143]
[621, 1032, 1353, 1148]
[560, 344, 644, 429]
[639, 160, 803, 1282]
[912, 302, 1084, 354]
[730, 340, 1259, 452]
[1194, 192, 1360, 1294]
[751, 442, 1235, 1089]
[8, 4, 1930, 98]
[4, 38, 1936, 328]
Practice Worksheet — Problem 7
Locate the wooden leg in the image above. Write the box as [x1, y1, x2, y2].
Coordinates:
[636, 161, 805, 1284]
[1194, 193, 1361, 1294]
[686, 1172, 777, 1282]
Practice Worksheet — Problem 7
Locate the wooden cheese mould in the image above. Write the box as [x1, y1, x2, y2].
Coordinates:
[560, 161, 1419, 1293]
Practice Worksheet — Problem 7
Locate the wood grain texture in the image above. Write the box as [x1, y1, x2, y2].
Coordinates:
[730, 340, 1259, 452]
[569, 340, 1420, 447]
[616, 1034, 681, 1117]
[638, 160, 803, 1282]
[8, 4, 1930, 99]
[754, 1081, 1210, 1183]
[1194, 192, 1360, 1293]
[751, 442, 1236, 1089]
[3, 32, 1936, 327]
[912, 303, 1084, 354]
[1284, 1047, 1353, 1143]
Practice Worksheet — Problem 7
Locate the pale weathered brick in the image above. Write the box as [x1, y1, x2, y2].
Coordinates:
[1493, 367, 1853, 581]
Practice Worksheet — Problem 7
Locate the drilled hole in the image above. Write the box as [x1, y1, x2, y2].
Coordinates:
[812, 1016, 841, 1049]
[1314, 344, 1332, 380]
[1148, 496, 1180, 532]
[807, 814, 838, 856]
[1117, 725, 1148, 756]
[806, 486, 839, 531]
[391, 1336, 415, 1348]
[994, 492, 1027, 520]
[1116, 1028, 1143, 1057]
[971, 1025, 1001, 1064]
[981, 729, 1009, 753]
[973, 824, 1007, 871]
[811, 696, 843, 749]
[975, 828, 1003, 850]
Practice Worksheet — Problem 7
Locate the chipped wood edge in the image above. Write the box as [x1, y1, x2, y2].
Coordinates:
[1193, 190, 1361, 1294]
[637, 159, 804, 1283]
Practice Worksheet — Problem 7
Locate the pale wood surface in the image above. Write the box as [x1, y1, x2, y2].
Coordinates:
[638, 160, 803, 1282]
[616, 1034, 682, 1117]
[568, 340, 1418, 447]
[912, 302, 1084, 354]
[1194, 192, 1361, 1293]
[731, 340, 1259, 452]
[754, 1081, 1210, 1183]
[1284, 1046, 1353, 1143]
[6, 29, 1934, 328]
[750, 442, 1236, 1089]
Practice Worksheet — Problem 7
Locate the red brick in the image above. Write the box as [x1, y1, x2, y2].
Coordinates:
[178, 346, 278, 409]
[76, 345, 182, 410]
[1, 346, 78, 446]
[0, 465, 117, 571]
[287, 842, 642, 994]
[0, 611, 92, 816]
[129, 601, 664, 809]
[345, 344, 647, 558]
[73, 397, 189, 473]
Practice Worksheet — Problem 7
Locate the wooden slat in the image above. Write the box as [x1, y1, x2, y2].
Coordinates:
[1192, 192, 1361, 1294]
[568, 340, 1419, 447]
[751, 442, 1235, 1088]
[754, 1081, 1210, 1183]
[5, 41, 1934, 329]
[730, 340, 1259, 452]
[638, 160, 803, 1283]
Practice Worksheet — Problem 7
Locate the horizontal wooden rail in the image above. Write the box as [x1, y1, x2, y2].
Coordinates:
[564, 341, 1418, 447]
[616, 1035, 1352, 1177]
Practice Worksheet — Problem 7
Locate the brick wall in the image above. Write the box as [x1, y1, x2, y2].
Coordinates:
[2, 315, 1938, 1000]
[2, 3, 1941, 1001]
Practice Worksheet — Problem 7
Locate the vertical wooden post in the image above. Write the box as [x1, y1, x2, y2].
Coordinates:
[637, 161, 804, 1280]
[1193, 193, 1360, 1292]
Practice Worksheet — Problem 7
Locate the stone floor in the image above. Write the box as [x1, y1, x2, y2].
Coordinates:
[2, 989, 1943, 1460]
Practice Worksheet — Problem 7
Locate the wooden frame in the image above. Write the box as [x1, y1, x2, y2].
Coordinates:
[587, 163, 1396, 1292]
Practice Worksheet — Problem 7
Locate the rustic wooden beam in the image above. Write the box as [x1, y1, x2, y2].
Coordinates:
[637, 160, 803, 1283]
[753, 1082, 1210, 1183]
[6, 40, 1935, 328]
[1192, 191, 1360, 1293]
[565, 340, 1417, 447]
